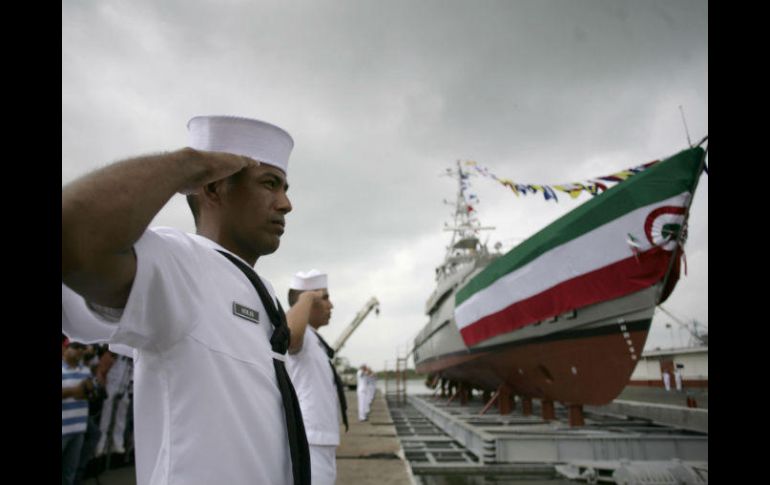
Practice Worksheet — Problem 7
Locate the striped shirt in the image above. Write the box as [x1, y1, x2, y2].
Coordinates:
[62, 361, 91, 436]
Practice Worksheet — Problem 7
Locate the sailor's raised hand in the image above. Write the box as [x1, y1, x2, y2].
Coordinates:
[177, 147, 261, 195]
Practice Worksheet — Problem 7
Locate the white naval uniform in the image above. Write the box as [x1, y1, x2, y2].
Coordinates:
[62, 227, 293, 485]
[286, 328, 340, 485]
[356, 370, 369, 421]
[365, 374, 377, 416]
[96, 354, 133, 456]
[662, 371, 671, 391]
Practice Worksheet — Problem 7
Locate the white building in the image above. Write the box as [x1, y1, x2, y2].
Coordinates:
[629, 346, 708, 389]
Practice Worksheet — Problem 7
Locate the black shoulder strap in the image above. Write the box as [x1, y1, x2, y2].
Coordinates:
[216, 250, 310, 485]
[314, 331, 350, 432]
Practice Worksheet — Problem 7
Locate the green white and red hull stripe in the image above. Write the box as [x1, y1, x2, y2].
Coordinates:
[455, 147, 705, 347]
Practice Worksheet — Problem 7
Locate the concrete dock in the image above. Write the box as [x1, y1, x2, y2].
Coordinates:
[336, 389, 414, 484]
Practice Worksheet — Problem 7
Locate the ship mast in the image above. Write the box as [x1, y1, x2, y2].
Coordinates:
[447, 160, 473, 257]
[439, 161, 495, 279]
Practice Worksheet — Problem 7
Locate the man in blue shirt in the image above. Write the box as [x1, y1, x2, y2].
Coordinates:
[62, 340, 93, 485]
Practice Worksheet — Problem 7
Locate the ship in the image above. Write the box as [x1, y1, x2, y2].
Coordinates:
[413, 145, 707, 411]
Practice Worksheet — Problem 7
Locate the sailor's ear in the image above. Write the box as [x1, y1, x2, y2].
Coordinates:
[200, 179, 229, 206]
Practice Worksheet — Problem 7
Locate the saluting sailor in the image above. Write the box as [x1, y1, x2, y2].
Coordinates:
[285, 269, 349, 485]
[662, 369, 672, 391]
[365, 367, 377, 417]
[62, 116, 311, 485]
[356, 364, 370, 421]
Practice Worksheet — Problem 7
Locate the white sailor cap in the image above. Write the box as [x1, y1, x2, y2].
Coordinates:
[289, 269, 328, 290]
[187, 115, 294, 174]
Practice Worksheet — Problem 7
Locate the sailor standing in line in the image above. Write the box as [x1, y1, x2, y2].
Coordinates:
[95, 352, 133, 456]
[662, 370, 672, 391]
[286, 269, 349, 485]
[365, 367, 377, 418]
[62, 115, 311, 485]
[356, 365, 370, 421]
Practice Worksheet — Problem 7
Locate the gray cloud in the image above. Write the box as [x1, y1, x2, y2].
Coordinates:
[63, 0, 708, 369]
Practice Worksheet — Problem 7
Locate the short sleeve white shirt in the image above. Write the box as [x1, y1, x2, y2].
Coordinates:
[61, 227, 292, 485]
[366, 375, 377, 399]
[286, 328, 340, 445]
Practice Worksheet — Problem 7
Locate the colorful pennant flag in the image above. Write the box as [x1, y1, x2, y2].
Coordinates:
[464, 158, 661, 202]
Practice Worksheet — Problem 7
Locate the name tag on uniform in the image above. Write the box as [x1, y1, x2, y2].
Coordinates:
[233, 302, 259, 324]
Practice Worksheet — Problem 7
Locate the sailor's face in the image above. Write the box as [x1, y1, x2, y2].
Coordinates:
[221, 164, 292, 258]
[309, 289, 333, 327]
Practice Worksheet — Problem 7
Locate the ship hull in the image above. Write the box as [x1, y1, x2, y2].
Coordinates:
[416, 318, 650, 405]
[414, 284, 658, 406]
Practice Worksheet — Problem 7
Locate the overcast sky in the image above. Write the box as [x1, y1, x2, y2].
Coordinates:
[62, 0, 708, 371]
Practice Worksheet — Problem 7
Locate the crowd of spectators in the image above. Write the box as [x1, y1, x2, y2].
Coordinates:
[62, 335, 134, 484]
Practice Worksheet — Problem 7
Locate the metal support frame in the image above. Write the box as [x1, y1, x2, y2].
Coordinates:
[479, 390, 500, 415]
[498, 386, 512, 415]
[395, 356, 408, 405]
[407, 395, 708, 465]
[459, 383, 468, 406]
[521, 397, 533, 416]
[541, 399, 555, 420]
[569, 404, 585, 427]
